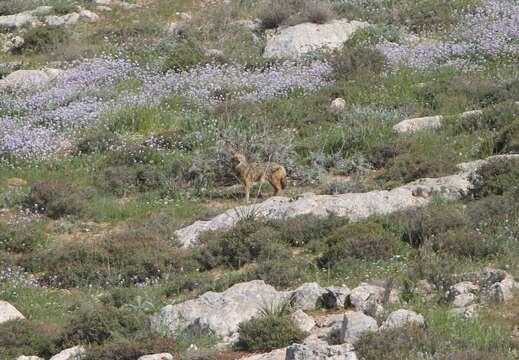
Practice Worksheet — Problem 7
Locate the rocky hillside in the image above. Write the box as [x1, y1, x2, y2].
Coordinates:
[0, 0, 519, 359]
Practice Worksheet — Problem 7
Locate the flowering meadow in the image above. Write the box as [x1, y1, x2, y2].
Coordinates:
[376, 0, 519, 69]
[0, 58, 330, 159]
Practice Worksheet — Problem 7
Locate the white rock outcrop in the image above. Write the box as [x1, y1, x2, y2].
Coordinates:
[0, 300, 25, 323]
[286, 340, 357, 360]
[0, 68, 63, 91]
[264, 19, 369, 58]
[49, 346, 86, 360]
[174, 155, 519, 247]
[379, 309, 425, 331]
[138, 353, 174, 360]
[16, 356, 45, 360]
[393, 110, 483, 133]
[150, 280, 288, 345]
[291, 309, 316, 332]
[239, 348, 287, 360]
[0, 13, 35, 30]
[339, 311, 378, 343]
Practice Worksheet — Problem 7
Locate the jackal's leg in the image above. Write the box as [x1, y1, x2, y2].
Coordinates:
[244, 180, 252, 204]
[269, 179, 282, 196]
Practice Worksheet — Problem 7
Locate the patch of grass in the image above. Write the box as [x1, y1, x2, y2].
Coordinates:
[17, 26, 70, 54]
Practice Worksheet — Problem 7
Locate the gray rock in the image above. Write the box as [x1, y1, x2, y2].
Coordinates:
[286, 340, 357, 360]
[0, 33, 24, 53]
[138, 354, 173, 360]
[290, 282, 327, 310]
[291, 309, 316, 332]
[329, 98, 346, 113]
[0, 13, 35, 30]
[16, 356, 44, 360]
[393, 110, 484, 133]
[174, 155, 519, 247]
[339, 311, 378, 343]
[349, 283, 385, 317]
[150, 280, 288, 345]
[49, 346, 86, 360]
[0, 68, 63, 91]
[322, 287, 351, 309]
[95, 0, 112, 4]
[483, 272, 517, 303]
[446, 281, 479, 307]
[448, 304, 478, 319]
[264, 19, 369, 58]
[79, 9, 99, 22]
[96, 5, 112, 12]
[239, 348, 286, 360]
[0, 300, 25, 324]
[379, 309, 425, 331]
[45, 13, 80, 26]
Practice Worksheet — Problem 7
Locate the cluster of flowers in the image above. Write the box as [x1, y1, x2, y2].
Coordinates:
[0, 57, 330, 159]
[376, 0, 519, 69]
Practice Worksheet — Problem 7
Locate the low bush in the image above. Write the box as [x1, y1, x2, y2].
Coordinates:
[17, 26, 69, 54]
[237, 313, 307, 352]
[319, 223, 400, 267]
[322, 180, 367, 195]
[472, 158, 519, 198]
[75, 128, 120, 155]
[160, 38, 209, 72]
[23, 181, 89, 219]
[330, 47, 386, 81]
[0, 220, 46, 253]
[0, 319, 57, 358]
[57, 303, 147, 347]
[94, 165, 168, 196]
[425, 228, 502, 259]
[258, 0, 335, 29]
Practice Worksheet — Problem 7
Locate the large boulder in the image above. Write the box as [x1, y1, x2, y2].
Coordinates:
[0, 13, 35, 30]
[150, 280, 288, 345]
[290, 282, 327, 310]
[379, 309, 425, 331]
[322, 286, 351, 309]
[446, 281, 479, 308]
[291, 309, 316, 332]
[480, 268, 518, 303]
[0, 300, 25, 323]
[339, 311, 378, 343]
[0, 68, 63, 91]
[286, 340, 357, 360]
[49, 346, 86, 360]
[349, 283, 385, 317]
[264, 19, 369, 58]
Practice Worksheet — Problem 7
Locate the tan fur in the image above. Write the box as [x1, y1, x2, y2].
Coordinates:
[231, 150, 288, 203]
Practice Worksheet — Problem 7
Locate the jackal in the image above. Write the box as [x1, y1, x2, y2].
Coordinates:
[231, 150, 288, 203]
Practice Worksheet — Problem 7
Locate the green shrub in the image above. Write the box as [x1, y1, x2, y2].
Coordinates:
[259, 0, 335, 29]
[320, 223, 400, 266]
[330, 47, 386, 80]
[57, 303, 147, 347]
[160, 38, 208, 72]
[237, 314, 307, 352]
[198, 220, 281, 269]
[425, 228, 502, 259]
[75, 128, 120, 155]
[379, 153, 458, 185]
[23, 181, 89, 219]
[322, 180, 367, 195]
[472, 159, 519, 198]
[104, 144, 163, 167]
[0, 319, 57, 358]
[94, 165, 168, 196]
[18, 26, 69, 53]
[0, 220, 46, 253]
[252, 256, 308, 289]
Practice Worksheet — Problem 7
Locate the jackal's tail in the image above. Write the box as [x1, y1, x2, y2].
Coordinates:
[280, 170, 288, 189]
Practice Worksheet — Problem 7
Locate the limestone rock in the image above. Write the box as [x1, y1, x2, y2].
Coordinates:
[79, 10, 99, 22]
[0, 68, 63, 91]
[0, 300, 25, 323]
[264, 19, 369, 58]
[16, 357, 45, 360]
[339, 311, 378, 343]
[0, 33, 24, 53]
[349, 283, 385, 317]
[45, 13, 80, 26]
[286, 340, 357, 360]
[49, 346, 86, 360]
[290, 282, 327, 310]
[481, 269, 518, 303]
[239, 348, 286, 360]
[448, 304, 478, 319]
[138, 354, 174, 360]
[379, 309, 425, 331]
[322, 286, 351, 309]
[0, 13, 35, 30]
[446, 281, 479, 307]
[393, 109, 484, 133]
[291, 309, 316, 332]
[329, 98, 346, 113]
[150, 280, 288, 345]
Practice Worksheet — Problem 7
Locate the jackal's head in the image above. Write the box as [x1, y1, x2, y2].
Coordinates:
[230, 149, 247, 165]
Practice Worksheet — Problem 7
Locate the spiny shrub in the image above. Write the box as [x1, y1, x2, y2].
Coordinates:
[237, 314, 307, 352]
[0, 319, 57, 358]
[197, 220, 282, 269]
[94, 165, 168, 196]
[472, 158, 519, 198]
[57, 303, 147, 347]
[319, 223, 400, 267]
[0, 220, 46, 253]
[23, 181, 89, 219]
[330, 47, 386, 80]
[18, 26, 69, 53]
